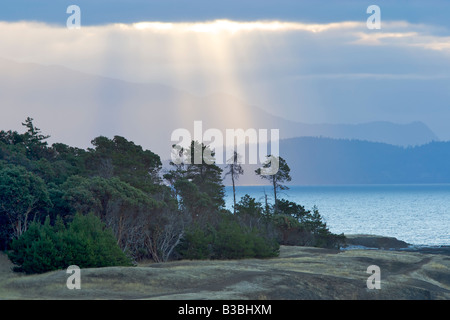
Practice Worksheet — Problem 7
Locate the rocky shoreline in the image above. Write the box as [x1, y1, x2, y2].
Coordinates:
[343, 234, 450, 255]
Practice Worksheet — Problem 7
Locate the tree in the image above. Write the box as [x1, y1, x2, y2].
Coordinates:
[0, 165, 52, 239]
[276, 199, 310, 221]
[224, 151, 244, 214]
[255, 156, 291, 213]
[60, 175, 188, 262]
[174, 178, 214, 218]
[163, 144, 187, 200]
[49, 142, 87, 182]
[61, 175, 159, 246]
[21, 117, 52, 160]
[85, 136, 162, 193]
[143, 206, 190, 262]
[235, 194, 263, 217]
[234, 194, 267, 230]
[168, 141, 225, 219]
[0, 213, 11, 251]
[185, 141, 225, 210]
[0, 129, 25, 146]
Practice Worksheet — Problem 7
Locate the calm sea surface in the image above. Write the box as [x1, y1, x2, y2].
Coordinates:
[224, 184, 450, 246]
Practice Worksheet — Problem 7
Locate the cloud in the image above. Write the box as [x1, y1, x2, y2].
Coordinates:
[1, 19, 450, 139]
[129, 20, 363, 33]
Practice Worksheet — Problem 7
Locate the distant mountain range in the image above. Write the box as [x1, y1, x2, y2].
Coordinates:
[2, 58, 448, 185]
[280, 137, 450, 185]
[220, 137, 450, 186]
[0, 58, 439, 161]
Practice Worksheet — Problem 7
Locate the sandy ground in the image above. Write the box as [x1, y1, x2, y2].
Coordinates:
[0, 241, 448, 300]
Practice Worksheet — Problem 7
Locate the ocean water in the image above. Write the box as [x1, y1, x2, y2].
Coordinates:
[224, 184, 450, 246]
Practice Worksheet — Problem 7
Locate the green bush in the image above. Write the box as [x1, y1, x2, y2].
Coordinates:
[8, 213, 132, 274]
[179, 217, 279, 260]
[213, 219, 254, 259]
[273, 200, 346, 249]
[178, 224, 215, 260]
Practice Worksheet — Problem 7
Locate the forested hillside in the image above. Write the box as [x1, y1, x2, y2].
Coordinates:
[0, 118, 343, 273]
[280, 137, 450, 185]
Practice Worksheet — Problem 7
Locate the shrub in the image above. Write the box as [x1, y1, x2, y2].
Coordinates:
[273, 200, 346, 249]
[7, 219, 59, 273]
[178, 216, 279, 260]
[8, 213, 132, 274]
[178, 223, 215, 260]
[213, 219, 255, 259]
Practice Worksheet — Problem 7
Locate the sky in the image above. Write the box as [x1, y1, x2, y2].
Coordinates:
[1, 0, 450, 142]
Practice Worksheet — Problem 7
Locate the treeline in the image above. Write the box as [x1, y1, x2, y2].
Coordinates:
[0, 118, 344, 274]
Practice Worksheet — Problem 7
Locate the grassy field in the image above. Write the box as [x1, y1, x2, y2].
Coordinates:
[0, 243, 449, 300]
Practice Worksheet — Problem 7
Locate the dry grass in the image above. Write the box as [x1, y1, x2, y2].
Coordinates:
[0, 246, 448, 300]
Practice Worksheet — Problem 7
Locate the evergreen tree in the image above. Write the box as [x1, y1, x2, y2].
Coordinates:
[86, 135, 162, 193]
[21, 117, 51, 160]
[0, 165, 52, 239]
[169, 141, 225, 219]
[255, 156, 291, 213]
[235, 194, 263, 217]
[185, 141, 225, 209]
[8, 213, 132, 274]
[224, 151, 244, 214]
